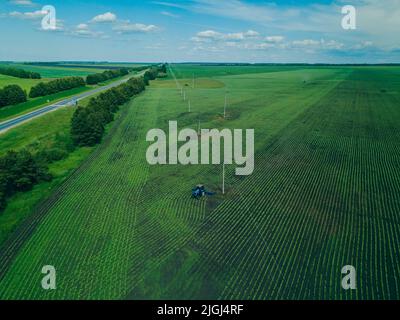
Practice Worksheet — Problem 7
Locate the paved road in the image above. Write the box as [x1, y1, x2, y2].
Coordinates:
[0, 72, 144, 134]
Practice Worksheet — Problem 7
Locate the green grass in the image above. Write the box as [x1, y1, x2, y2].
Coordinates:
[0, 106, 75, 156]
[1, 64, 104, 78]
[0, 88, 115, 245]
[0, 66, 399, 300]
[0, 147, 93, 246]
[0, 74, 48, 91]
[0, 73, 146, 245]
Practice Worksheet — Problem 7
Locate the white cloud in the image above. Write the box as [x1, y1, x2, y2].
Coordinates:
[160, 11, 180, 18]
[91, 12, 117, 23]
[9, 0, 36, 6]
[192, 29, 259, 42]
[321, 39, 344, 50]
[9, 9, 46, 19]
[292, 39, 320, 47]
[70, 25, 105, 38]
[113, 21, 159, 34]
[226, 30, 259, 40]
[152, 1, 187, 10]
[180, 0, 400, 51]
[244, 30, 259, 37]
[193, 45, 224, 53]
[254, 43, 276, 50]
[76, 23, 89, 30]
[196, 30, 223, 40]
[291, 39, 344, 50]
[9, 9, 64, 31]
[353, 40, 374, 50]
[265, 36, 284, 43]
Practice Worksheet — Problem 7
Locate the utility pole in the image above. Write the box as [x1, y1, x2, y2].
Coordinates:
[224, 92, 227, 119]
[183, 90, 186, 101]
[197, 119, 201, 135]
[188, 100, 191, 112]
[222, 163, 225, 194]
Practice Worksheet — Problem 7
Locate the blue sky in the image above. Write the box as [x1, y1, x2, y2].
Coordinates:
[0, 0, 399, 63]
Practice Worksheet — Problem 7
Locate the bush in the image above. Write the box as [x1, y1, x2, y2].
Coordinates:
[0, 150, 52, 212]
[36, 148, 69, 163]
[0, 85, 27, 108]
[0, 191, 6, 212]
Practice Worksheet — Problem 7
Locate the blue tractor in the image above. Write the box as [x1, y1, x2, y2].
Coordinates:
[192, 184, 215, 199]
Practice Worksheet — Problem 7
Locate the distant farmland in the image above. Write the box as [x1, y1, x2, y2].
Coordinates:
[0, 63, 105, 79]
[0, 65, 399, 299]
[0, 74, 47, 91]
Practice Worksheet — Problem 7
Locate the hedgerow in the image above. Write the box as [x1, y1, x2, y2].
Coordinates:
[0, 66, 41, 79]
[85, 68, 129, 85]
[29, 77, 85, 98]
[71, 76, 147, 146]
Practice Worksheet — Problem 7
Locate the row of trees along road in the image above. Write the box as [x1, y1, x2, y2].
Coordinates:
[0, 66, 41, 79]
[71, 64, 166, 146]
[29, 77, 86, 98]
[86, 68, 129, 85]
[71, 76, 147, 146]
[0, 67, 139, 108]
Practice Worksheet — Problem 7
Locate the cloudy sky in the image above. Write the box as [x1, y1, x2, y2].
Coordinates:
[0, 0, 399, 63]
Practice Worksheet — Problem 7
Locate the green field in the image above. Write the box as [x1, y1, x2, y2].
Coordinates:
[0, 64, 105, 78]
[0, 73, 143, 244]
[0, 74, 48, 92]
[0, 65, 399, 299]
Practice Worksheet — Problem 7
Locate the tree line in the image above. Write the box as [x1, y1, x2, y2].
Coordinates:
[0, 85, 27, 108]
[86, 68, 130, 85]
[143, 65, 166, 84]
[71, 76, 146, 146]
[71, 65, 166, 146]
[29, 77, 86, 98]
[0, 66, 41, 79]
